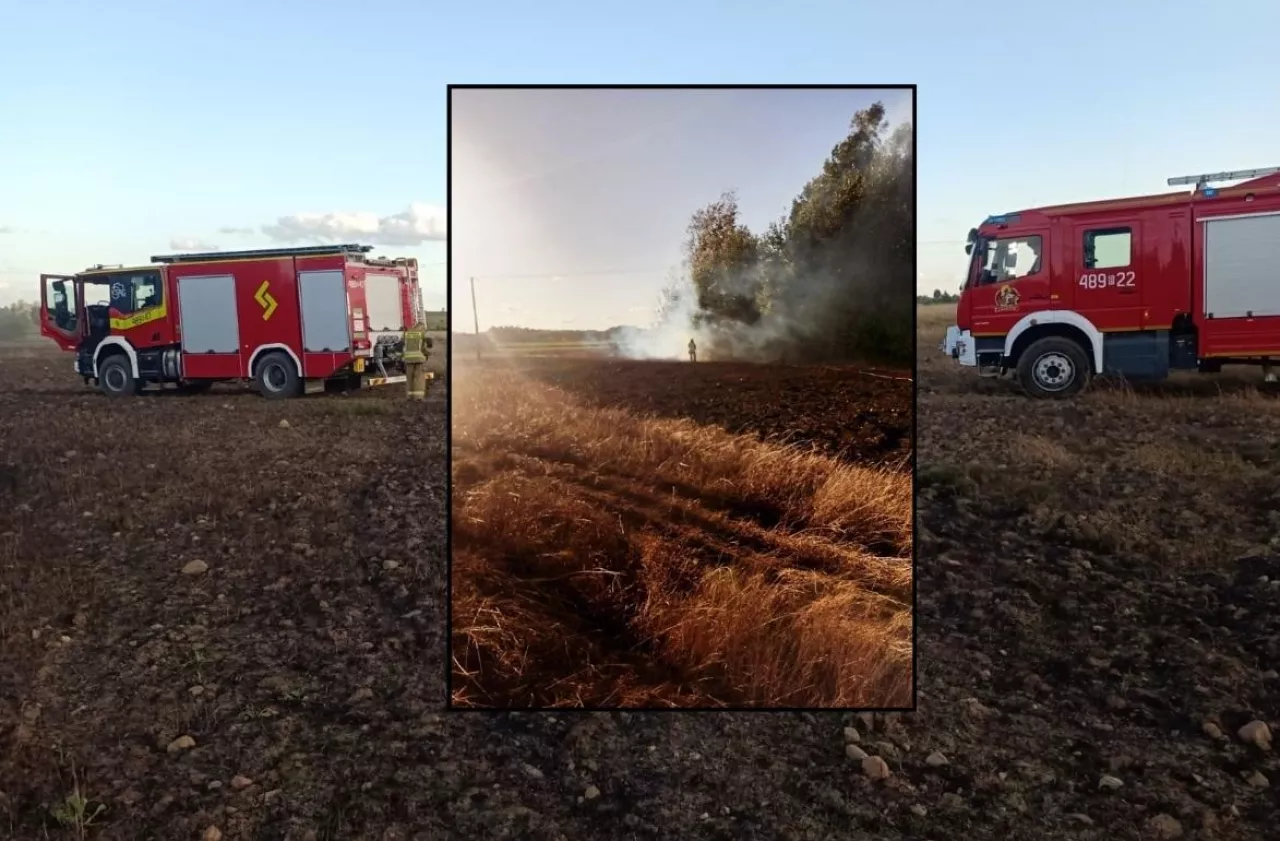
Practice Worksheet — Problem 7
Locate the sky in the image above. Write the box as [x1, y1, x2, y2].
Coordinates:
[3, 0, 1279, 317]
[451, 87, 911, 330]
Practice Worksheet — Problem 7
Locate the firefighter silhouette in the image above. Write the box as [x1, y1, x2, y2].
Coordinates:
[688, 338, 697, 362]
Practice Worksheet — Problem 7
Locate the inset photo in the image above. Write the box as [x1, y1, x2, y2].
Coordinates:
[448, 84, 915, 710]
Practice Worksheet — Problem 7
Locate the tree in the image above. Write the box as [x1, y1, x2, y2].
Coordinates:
[683, 191, 763, 327]
[677, 101, 914, 366]
[0, 301, 39, 340]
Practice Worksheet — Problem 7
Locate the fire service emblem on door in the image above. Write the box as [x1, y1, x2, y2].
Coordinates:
[994, 284, 1020, 312]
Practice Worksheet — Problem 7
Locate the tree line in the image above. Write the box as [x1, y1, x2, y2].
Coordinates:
[670, 101, 913, 367]
[0, 301, 39, 340]
[917, 289, 959, 305]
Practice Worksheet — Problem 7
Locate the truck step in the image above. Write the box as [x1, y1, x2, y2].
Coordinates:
[978, 365, 1002, 378]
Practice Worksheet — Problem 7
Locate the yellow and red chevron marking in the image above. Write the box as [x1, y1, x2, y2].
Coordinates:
[254, 281, 278, 320]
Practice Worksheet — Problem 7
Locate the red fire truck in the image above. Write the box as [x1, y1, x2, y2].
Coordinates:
[941, 167, 1280, 398]
[39, 244, 431, 398]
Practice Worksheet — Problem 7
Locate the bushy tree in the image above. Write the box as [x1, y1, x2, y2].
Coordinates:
[679, 101, 913, 366]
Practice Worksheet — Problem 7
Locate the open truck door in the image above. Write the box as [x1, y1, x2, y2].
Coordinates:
[39, 274, 80, 351]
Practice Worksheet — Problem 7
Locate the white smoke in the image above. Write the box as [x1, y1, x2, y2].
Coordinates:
[608, 265, 829, 364]
[609, 274, 711, 360]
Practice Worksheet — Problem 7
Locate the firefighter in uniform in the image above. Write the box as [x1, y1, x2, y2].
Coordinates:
[688, 338, 697, 363]
[403, 321, 429, 400]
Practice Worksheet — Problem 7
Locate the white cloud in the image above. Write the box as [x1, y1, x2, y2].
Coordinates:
[217, 226, 255, 236]
[261, 202, 446, 246]
[0, 226, 12, 234]
[169, 237, 219, 252]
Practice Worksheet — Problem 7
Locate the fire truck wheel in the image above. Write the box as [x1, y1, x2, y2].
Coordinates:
[98, 355, 140, 398]
[1017, 337, 1091, 398]
[255, 352, 301, 399]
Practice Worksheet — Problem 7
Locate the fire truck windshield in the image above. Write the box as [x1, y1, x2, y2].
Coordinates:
[82, 280, 110, 307]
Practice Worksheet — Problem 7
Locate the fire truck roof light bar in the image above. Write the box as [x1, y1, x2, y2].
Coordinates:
[1167, 168, 1280, 188]
[150, 244, 374, 263]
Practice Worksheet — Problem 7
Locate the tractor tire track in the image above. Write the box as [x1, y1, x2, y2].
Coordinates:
[498, 449, 912, 603]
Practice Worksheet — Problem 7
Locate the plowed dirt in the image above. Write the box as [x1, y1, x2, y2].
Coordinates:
[7, 317, 1275, 841]
[911, 304, 1279, 840]
[515, 358, 913, 465]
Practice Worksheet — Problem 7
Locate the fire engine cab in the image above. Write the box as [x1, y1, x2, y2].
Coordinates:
[39, 243, 430, 399]
[941, 167, 1280, 398]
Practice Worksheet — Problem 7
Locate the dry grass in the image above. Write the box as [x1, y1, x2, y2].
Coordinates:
[451, 363, 913, 709]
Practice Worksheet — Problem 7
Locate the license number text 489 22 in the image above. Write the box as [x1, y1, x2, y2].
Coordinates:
[1079, 271, 1135, 290]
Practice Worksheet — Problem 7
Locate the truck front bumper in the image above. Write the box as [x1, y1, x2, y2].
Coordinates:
[941, 326, 977, 367]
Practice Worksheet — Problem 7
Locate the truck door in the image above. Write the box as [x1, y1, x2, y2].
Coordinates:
[966, 230, 1051, 337]
[1068, 219, 1145, 331]
[39, 274, 80, 350]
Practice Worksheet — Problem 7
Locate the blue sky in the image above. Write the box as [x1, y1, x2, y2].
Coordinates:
[452, 87, 910, 330]
[3, 0, 1279, 315]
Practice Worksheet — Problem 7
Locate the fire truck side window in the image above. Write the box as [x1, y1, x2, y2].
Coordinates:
[46, 277, 77, 331]
[980, 236, 1043, 284]
[132, 275, 162, 310]
[1083, 228, 1132, 270]
[103, 272, 161, 313]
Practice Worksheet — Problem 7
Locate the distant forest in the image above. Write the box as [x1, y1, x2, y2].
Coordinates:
[917, 289, 959, 305]
[0, 301, 39, 340]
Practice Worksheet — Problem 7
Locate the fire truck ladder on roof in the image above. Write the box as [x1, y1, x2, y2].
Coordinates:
[150, 244, 374, 264]
[1167, 167, 1280, 189]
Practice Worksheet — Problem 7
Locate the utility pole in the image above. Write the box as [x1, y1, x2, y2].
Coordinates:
[470, 276, 481, 361]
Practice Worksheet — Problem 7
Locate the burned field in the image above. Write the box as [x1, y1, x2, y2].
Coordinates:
[505, 357, 912, 466]
[914, 305, 1279, 838]
[451, 356, 913, 709]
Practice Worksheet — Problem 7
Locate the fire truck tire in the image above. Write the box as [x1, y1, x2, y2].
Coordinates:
[98, 355, 141, 398]
[254, 352, 301, 399]
[1017, 336, 1091, 398]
